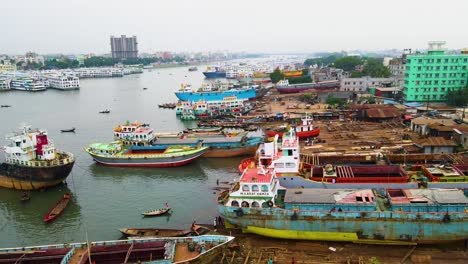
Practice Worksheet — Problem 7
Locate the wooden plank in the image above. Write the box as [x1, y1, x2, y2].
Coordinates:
[400, 246, 417, 264]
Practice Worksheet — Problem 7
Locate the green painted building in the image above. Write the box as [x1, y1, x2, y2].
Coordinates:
[403, 41, 468, 102]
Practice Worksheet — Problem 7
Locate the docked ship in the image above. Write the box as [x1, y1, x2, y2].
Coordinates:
[0, 126, 75, 190]
[85, 141, 208, 167]
[276, 79, 340, 94]
[112, 122, 263, 158]
[43, 73, 80, 90]
[266, 115, 320, 138]
[217, 169, 468, 243]
[0, 235, 234, 264]
[10, 77, 46, 92]
[175, 83, 258, 102]
[282, 70, 303, 78]
[240, 130, 468, 190]
[202, 66, 226, 78]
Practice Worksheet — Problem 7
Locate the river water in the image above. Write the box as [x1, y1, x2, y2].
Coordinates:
[0, 67, 244, 247]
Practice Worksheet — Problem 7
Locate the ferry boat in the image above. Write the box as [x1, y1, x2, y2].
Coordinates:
[0, 235, 234, 264]
[176, 97, 249, 116]
[175, 83, 257, 102]
[111, 122, 262, 158]
[266, 115, 320, 138]
[202, 66, 226, 78]
[217, 170, 468, 243]
[0, 126, 75, 190]
[43, 73, 80, 90]
[10, 77, 46, 91]
[0, 77, 11, 91]
[276, 79, 340, 94]
[188, 66, 198, 71]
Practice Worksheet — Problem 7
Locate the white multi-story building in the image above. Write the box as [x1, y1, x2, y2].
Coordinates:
[0, 63, 17, 74]
[340, 76, 398, 92]
[14, 54, 45, 65]
[388, 58, 405, 77]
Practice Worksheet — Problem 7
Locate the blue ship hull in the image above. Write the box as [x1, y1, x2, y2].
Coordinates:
[203, 71, 226, 78]
[218, 204, 468, 244]
[175, 88, 257, 102]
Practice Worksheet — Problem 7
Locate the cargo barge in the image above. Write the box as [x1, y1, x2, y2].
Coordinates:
[217, 166, 468, 244]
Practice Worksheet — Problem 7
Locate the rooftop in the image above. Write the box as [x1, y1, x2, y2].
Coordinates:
[284, 189, 375, 204]
[366, 107, 400, 119]
[416, 137, 457, 147]
[240, 167, 274, 183]
[411, 117, 455, 126]
[390, 189, 468, 204]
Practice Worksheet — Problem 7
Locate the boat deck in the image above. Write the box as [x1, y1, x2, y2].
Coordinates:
[174, 243, 201, 262]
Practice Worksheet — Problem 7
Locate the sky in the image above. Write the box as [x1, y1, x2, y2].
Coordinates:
[2, 0, 468, 55]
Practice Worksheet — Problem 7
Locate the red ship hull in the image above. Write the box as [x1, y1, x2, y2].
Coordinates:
[267, 127, 320, 139]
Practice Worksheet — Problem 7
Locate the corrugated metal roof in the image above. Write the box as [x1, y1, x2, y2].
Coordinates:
[284, 189, 374, 204]
[408, 189, 468, 204]
[366, 108, 400, 118]
[418, 137, 457, 147]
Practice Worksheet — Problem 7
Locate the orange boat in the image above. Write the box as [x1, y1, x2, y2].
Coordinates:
[282, 70, 303, 77]
[44, 193, 70, 222]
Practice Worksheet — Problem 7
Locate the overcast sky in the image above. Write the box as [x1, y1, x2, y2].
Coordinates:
[2, 0, 468, 54]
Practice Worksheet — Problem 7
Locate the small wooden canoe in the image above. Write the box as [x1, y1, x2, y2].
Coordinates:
[60, 128, 75, 133]
[44, 193, 70, 223]
[142, 208, 171, 216]
[119, 225, 203, 237]
[99, 110, 110, 114]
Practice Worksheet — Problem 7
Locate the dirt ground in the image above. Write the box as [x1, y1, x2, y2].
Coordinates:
[215, 233, 468, 264]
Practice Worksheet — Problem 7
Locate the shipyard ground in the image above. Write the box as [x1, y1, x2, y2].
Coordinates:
[200, 224, 468, 264]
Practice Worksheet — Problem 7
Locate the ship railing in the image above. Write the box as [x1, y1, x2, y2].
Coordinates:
[5, 152, 74, 167]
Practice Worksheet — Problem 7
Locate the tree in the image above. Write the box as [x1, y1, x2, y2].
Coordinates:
[326, 95, 346, 107]
[333, 56, 363, 71]
[288, 76, 312, 84]
[303, 53, 344, 67]
[446, 87, 468, 107]
[270, 69, 285, 84]
[350, 71, 365, 78]
[363, 58, 391, 78]
[302, 68, 309, 76]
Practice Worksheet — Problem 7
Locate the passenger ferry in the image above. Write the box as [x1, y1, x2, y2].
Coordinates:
[10, 77, 46, 91]
[0, 77, 11, 91]
[43, 73, 80, 90]
[175, 84, 257, 102]
[276, 79, 340, 94]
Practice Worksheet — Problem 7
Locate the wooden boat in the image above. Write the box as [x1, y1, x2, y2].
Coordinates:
[60, 128, 75, 133]
[142, 207, 171, 216]
[20, 191, 31, 202]
[0, 235, 234, 264]
[44, 193, 70, 222]
[1, 105, 12, 108]
[99, 110, 110, 114]
[143, 87, 148, 90]
[119, 225, 204, 237]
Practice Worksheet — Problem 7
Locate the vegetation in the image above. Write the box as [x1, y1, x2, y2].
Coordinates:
[83, 56, 186, 67]
[302, 68, 309, 76]
[333, 56, 363, 71]
[288, 76, 312, 84]
[45, 58, 79, 69]
[299, 93, 316, 103]
[446, 87, 468, 107]
[303, 53, 344, 67]
[326, 95, 347, 107]
[362, 58, 391, 78]
[359, 96, 376, 104]
[269, 68, 285, 84]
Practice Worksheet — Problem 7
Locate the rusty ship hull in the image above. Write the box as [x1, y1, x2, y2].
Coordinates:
[0, 161, 74, 190]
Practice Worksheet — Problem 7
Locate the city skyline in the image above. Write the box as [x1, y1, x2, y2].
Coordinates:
[2, 0, 468, 54]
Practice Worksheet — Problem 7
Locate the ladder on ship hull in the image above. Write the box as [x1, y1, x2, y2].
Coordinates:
[337, 166, 354, 178]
